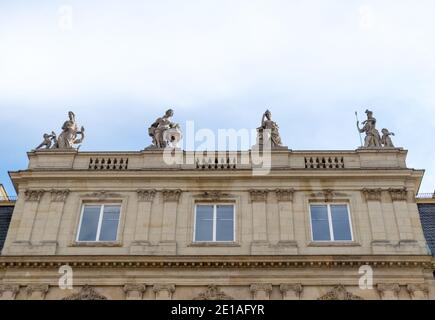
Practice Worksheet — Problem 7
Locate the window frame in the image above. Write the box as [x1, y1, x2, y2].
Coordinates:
[193, 203, 236, 243]
[309, 202, 354, 242]
[76, 203, 122, 242]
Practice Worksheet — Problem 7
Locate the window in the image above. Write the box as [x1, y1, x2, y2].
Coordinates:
[77, 204, 121, 242]
[194, 204, 235, 242]
[310, 204, 353, 241]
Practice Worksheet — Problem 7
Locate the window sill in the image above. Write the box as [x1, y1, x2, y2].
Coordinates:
[188, 242, 240, 247]
[308, 241, 360, 247]
[70, 241, 122, 247]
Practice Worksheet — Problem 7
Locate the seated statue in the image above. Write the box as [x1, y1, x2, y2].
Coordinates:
[256, 109, 285, 149]
[34, 111, 85, 151]
[381, 128, 395, 148]
[148, 109, 182, 149]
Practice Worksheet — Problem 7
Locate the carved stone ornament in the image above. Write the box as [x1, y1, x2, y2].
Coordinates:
[50, 189, 70, 202]
[280, 284, 303, 298]
[318, 285, 363, 300]
[26, 284, 49, 297]
[62, 285, 107, 300]
[83, 191, 122, 199]
[24, 190, 45, 202]
[362, 188, 383, 201]
[249, 190, 268, 202]
[123, 284, 147, 294]
[250, 283, 273, 294]
[198, 191, 232, 202]
[389, 188, 408, 202]
[152, 284, 176, 294]
[0, 284, 20, 298]
[310, 190, 346, 203]
[376, 283, 400, 299]
[137, 189, 156, 202]
[193, 285, 234, 300]
[162, 189, 182, 202]
[275, 189, 294, 202]
[406, 284, 429, 298]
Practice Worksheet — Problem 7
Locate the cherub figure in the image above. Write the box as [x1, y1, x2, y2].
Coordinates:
[35, 131, 56, 150]
[381, 128, 395, 148]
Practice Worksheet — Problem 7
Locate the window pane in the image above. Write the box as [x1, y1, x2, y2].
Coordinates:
[331, 205, 352, 241]
[99, 205, 121, 241]
[195, 205, 213, 241]
[216, 205, 234, 241]
[310, 205, 330, 241]
[78, 205, 101, 241]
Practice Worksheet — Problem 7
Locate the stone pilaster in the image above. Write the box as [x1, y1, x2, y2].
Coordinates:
[389, 188, 415, 242]
[275, 189, 295, 244]
[123, 284, 147, 300]
[249, 190, 268, 242]
[15, 190, 45, 243]
[406, 284, 429, 300]
[153, 284, 175, 300]
[26, 284, 49, 300]
[250, 283, 272, 300]
[161, 190, 181, 243]
[280, 284, 303, 300]
[0, 285, 20, 300]
[377, 283, 400, 300]
[362, 189, 388, 247]
[41, 189, 70, 245]
[133, 190, 156, 244]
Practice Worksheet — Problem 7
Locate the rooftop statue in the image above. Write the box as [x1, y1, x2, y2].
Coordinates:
[356, 109, 382, 148]
[34, 111, 85, 151]
[255, 109, 285, 149]
[356, 109, 397, 149]
[381, 128, 395, 148]
[147, 109, 182, 149]
[35, 131, 57, 150]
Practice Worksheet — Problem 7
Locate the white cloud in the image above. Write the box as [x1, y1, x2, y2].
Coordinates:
[0, 0, 435, 192]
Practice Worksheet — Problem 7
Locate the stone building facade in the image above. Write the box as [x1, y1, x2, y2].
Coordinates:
[0, 148, 434, 300]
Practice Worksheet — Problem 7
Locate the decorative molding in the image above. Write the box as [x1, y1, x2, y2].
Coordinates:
[137, 189, 156, 202]
[362, 188, 383, 201]
[249, 190, 268, 202]
[389, 188, 408, 202]
[83, 191, 122, 199]
[275, 189, 294, 202]
[62, 285, 107, 300]
[123, 283, 146, 299]
[26, 284, 49, 297]
[24, 190, 45, 202]
[280, 284, 303, 298]
[153, 284, 176, 294]
[318, 285, 363, 300]
[162, 190, 182, 202]
[406, 284, 429, 298]
[50, 189, 70, 202]
[193, 285, 234, 300]
[198, 191, 231, 202]
[376, 283, 400, 299]
[250, 283, 273, 294]
[123, 284, 147, 294]
[0, 284, 20, 298]
[0, 257, 432, 270]
[310, 190, 347, 203]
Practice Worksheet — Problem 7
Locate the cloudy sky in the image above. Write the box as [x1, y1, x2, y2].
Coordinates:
[1, 0, 434, 196]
